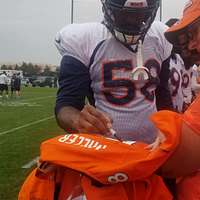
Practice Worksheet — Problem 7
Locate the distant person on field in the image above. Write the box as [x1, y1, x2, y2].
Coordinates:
[14, 73, 21, 98]
[0, 71, 9, 99]
[10, 74, 16, 97]
[53, 76, 57, 88]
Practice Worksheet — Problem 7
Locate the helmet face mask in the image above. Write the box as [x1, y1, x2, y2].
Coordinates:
[102, 0, 160, 46]
[113, 9, 151, 34]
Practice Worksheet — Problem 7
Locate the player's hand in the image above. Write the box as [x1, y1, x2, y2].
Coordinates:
[76, 104, 112, 135]
[145, 131, 166, 151]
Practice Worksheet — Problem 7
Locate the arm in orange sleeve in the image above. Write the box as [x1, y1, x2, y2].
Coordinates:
[159, 95, 200, 177]
[160, 121, 200, 178]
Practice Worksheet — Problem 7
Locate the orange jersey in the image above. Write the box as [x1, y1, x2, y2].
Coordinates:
[19, 111, 182, 200]
[159, 95, 200, 178]
[183, 94, 200, 134]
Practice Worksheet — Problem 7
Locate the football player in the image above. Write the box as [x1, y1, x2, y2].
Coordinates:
[163, 1, 200, 199]
[54, 0, 172, 144]
[0, 71, 9, 99]
[156, 18, 194, 113]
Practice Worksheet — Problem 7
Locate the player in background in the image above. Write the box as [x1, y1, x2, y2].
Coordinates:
[14, 73, 22, 98]
[0, 71, 9, 99]
[10, 74, 16, 97]
[156, 18, 194, 113]
[10, 73, 21, 98]
[54, 0, 172, 145]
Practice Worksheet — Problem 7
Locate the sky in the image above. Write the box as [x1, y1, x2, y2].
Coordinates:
[0, 0, 187, 66]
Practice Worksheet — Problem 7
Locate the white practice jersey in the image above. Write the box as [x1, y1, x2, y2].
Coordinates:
[168, 54, 193, 112]
[55, 21, 172, 143]
[0, 74, 8, 84]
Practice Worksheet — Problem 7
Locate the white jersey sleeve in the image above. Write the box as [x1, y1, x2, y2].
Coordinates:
[147, 21, 172, 62]
[55, 23, 111, 67]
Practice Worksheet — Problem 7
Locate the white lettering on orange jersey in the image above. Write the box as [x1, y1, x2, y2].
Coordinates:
[58, 134, 107, 151]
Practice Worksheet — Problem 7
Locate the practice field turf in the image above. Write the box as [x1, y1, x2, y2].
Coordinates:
[0, 87, 65, 200]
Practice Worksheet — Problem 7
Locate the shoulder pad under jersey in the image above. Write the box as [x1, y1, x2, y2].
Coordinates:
[55, 23, 111, 67]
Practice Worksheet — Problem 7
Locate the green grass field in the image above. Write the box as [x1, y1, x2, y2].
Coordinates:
[0, 87, 65, 200]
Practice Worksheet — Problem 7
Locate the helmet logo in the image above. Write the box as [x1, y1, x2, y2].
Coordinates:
[124, 0, 148, 8]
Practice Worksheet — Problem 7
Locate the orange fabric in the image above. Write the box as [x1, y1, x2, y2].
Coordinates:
[177, 99, 200, 200]
[144, 175, 173, 200]
[81, 175, 172, 200]
[166, 0, 200, 33]
[150, 110, 182, 152]
[177, 170, 200, 200]
[18, 167, 84, 200]
[18, 169, 55, 200]
[81, 176, 129, 200]
[183, 94, 200, 134]
[19, 110, 182, 200]
[58, 169, 84, 200]
[40, 111, 181, 185]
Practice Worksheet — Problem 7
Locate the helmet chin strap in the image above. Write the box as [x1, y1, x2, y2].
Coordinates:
[130, 40, 150, 87]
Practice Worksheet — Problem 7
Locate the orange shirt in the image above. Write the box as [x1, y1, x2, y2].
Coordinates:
[183, 94, 200, 134]
[19, 111, 182, 200]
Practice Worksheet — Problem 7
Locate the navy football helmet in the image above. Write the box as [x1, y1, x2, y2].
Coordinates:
[101, 0, 160, 46]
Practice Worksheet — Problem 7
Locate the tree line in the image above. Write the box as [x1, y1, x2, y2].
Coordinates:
[0, 62, 59, 77]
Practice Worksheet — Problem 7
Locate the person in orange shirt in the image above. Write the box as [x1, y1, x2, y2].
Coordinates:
[18, 94, 200, 200]
[164, 2, 200, 198]
[165, 0, 200, 69]
[18, 108, 181, 200]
